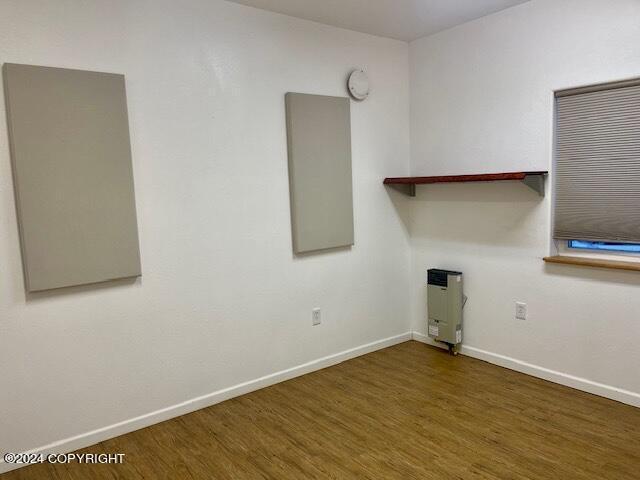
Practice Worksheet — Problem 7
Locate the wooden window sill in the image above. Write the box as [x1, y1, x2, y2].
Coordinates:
[543, 255, 640, 272]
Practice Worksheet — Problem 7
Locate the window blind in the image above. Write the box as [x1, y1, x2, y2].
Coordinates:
[554, 79, 640, 243]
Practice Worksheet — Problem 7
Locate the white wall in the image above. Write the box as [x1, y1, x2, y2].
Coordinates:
[410, 0, 640, 400]
[5, 0, 640, 468]
[0, 0, 412, 460]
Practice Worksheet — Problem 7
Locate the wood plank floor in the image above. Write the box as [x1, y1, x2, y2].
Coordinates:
[3, 341, 640, 479]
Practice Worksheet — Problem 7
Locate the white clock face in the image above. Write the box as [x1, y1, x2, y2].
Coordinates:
[348, 69, 369, 100]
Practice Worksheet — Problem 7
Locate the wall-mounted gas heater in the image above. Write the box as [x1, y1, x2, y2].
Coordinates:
[427, 269, 466, 355]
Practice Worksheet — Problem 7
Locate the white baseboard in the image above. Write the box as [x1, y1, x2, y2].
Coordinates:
[0, 332, 412, 474]
[412, 331, 640, 408]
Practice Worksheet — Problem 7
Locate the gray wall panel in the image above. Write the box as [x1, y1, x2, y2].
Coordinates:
[285, 93, 354, 254]
[3, 63, 141, 291]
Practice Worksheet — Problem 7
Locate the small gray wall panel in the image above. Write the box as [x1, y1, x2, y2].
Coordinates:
[3, 63, 141, 291]
[285, 93, 354, 253]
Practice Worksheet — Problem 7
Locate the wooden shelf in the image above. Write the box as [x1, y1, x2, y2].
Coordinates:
[383, 171, 548, 197]
[543, 255, 640, 272]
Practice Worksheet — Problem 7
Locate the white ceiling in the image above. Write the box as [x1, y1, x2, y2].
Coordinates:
[225, 0, 529, 41]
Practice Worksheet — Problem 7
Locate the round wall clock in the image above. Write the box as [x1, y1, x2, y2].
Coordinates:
[347, 69, 369, 101]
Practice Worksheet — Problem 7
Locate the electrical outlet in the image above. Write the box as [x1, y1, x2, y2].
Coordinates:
[515, 302, 527, 321]
[312, 308, 321, 326]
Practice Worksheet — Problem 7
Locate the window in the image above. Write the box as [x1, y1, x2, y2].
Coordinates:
[568, 240, 640, 253]
[554, 78, 640, 256]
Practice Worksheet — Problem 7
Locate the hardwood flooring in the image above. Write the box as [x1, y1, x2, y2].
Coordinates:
[3, 341, 640, 479]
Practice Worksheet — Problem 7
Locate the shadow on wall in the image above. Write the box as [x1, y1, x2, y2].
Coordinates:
[292, 244, 352, 260]
[24, 277, 142, 303]
[409, 181, 546, 247]
[543, 263, 640, 287]
[384, 184, 412, 237]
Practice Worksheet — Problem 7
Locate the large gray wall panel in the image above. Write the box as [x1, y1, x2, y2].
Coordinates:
[3, 64, 141, 292]
[285, 93, 354, 254]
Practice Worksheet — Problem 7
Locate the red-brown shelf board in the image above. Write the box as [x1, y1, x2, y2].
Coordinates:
[383, 171, 548, 196]
[383, 171, 547, 185]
